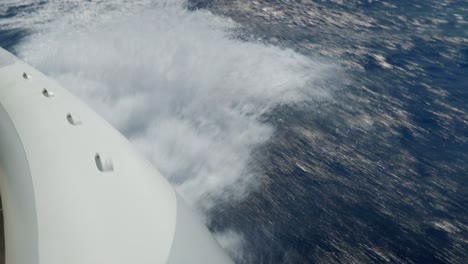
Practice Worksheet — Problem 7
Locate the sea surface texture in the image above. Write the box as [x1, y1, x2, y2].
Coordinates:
[0, 0, 467, 263]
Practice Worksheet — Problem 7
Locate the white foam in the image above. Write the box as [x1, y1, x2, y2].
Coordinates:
[8, 0, 336, 215]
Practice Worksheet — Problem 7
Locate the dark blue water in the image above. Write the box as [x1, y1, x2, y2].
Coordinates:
[194, 1, 468, 263]
[1, 1, 467, 263]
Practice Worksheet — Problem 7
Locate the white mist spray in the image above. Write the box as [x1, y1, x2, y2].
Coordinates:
[5, 0, 337, 256]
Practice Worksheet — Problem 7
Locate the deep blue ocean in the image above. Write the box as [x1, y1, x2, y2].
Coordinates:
[1, 1, 467, 263]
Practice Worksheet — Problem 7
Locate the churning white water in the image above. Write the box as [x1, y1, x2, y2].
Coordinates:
[2, 0, 337, 255]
